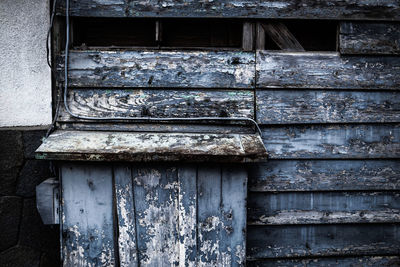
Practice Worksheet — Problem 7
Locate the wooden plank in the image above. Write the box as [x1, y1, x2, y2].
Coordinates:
[242, 22, 255, 51]
[256, 23, 266, 50]
[220, 165, 247, 266]
[114, 165, 138, 267]
[56, 0, 400, 20]
[58, 89, 254, 122]
[261, 124, 400, 159]
[256, 52, 400, 89]
[248, 191, 400, 225]
[177, 165, 198, 266]
[132, 165, 180, 265]
[256, 90, 400, 124]
[36, 130, 267, 162]
[197, 165, 223, 265]
[248, 160, 400, 192]
[61, 163, 115, 267]
[340, 22, 400, 55]
[262, 23, 305, 51]
[247, 224, 400, 258]
[247, 256, 400, 267]
[57, 50, 255, 88]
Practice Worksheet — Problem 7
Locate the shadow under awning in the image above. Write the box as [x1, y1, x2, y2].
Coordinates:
[35, 130, 267, 162]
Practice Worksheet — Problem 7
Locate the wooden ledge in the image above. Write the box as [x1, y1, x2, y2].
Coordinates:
[35, 130, 267, 162]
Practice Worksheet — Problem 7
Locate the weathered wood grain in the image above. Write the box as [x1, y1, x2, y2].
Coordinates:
[256, 52, 400, 89]
[261, 124, 400, 159]
[242, 22, 255, 51]
[114, 165, 138, 267]
[262, 23, 305, 51]
[248, 160, 400, 192]
[132, 165, 179, 265]
[177, 165, 198, 266]
[36, 130, 267, 162]
[61, 164, 115, 267]
[247, 256, 400, 267]
[220, 166, 247, 266]
[248, 191, 400, 225]
[58, 50, 255, 88]
[247, 224, 400, 258]
[56, 0, 400, 20]
[340, 22, 400, 55]
[256, 90, 400, 124]
[58, 89, 254, 122]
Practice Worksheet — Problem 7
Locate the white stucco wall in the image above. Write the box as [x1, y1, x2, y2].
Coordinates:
[0, 0, 52, 127]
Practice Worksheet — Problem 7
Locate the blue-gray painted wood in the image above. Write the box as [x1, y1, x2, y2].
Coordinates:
[261, 124, 400, 159]
[340, 22, 400, 55]
[58, 88, 254, 122]
[61, 163, 115, 267]
[56, 0, 400, 20]
[248, 191, 400, 225]
[36, 178, 59, 225]
[57, 50, 255, 88]
[256, 52, 400, 90]
[256, 90, 400, 124]
[247, 224, 400, 258]
[114, 165, 138, 267]
[247, 256, 400, 267]
[248, 160, 400, 192]
[221, 166, 247, 266]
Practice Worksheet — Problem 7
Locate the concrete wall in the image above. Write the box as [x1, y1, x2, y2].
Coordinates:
[0, 0, 52, 127]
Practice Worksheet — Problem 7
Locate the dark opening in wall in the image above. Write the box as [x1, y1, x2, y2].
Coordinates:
[72, 18, 157, 47]
[264, 20, 338, 51]
[71, 18, 242, 49]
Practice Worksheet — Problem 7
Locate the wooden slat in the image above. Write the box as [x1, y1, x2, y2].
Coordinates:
[197, 165, 223, 265]
[56, 0, 400, 20]
[261, 124, 400, 159]
[114, 165, 138, 267]
[256, 90, 400, 124]
[247, 224, 400, 258]
[61, 163, 115, 267]
[177, 165, 198, 266]
[57, 50, 255, 88]
[247, 256, 400, 267]
[58, 89, 254, 122]
[256, 23, 266, 50]
[132, 165, 179, 265]
[220, 166, 247, 266]
[248, 191, 400, 225]
[256, 52, 400, 89]
[340, 22, 400, 55]
[248, 160, 400, 192]
[36, 130, 267, 162]
[242, 22, 255, 51]
[262, 23, 305, 51]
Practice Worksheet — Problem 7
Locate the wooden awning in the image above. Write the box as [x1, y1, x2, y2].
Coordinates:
[35, 130, 267, 162]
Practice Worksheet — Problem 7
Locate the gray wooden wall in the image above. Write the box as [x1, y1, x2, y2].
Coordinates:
[54, 1, 400, 265]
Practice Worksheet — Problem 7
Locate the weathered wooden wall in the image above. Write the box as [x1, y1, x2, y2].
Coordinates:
[52, 3, 400, 265]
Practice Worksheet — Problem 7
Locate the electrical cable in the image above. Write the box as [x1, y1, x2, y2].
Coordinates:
[61, 0, 264, 140]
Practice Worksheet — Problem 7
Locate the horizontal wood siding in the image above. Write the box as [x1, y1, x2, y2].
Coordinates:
[248, 160, 400, 192]
[256, 90, 400, 124]
[56, 0, 400, 20]
[248, 191, 400, 225]
[340, 22, 400, 55]
[57, 51, 254, 88]
[247, 224, 400, 258]
[247, 256, 400, 267]
[58, 89, 254, 122]
[261, 124, 400, 159]
[256, 52, 400, 90]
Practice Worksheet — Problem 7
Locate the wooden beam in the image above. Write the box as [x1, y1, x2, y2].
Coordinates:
[57, 51, 255, 88]
[242, 22, 255, 51]
[262, 22, 305, 51]
[256, 23, 265, 50]
[56, 0, 400, 21]
[248, 160, 400, 192]
[340, 22, 400, 55]
[256, 51, 400, 89]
